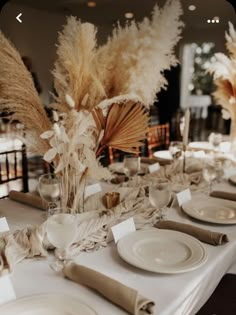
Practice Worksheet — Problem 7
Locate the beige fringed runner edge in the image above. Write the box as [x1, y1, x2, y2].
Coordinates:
[155, 220, 229, 245]
[63, 263, 155, 315]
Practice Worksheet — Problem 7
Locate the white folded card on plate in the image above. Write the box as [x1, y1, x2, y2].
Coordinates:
[84, 183, 102, 199]
[148, 162, 160, 173]
[177, 189, 192, 206]
[0, 217, 10, 233]
[111, 218, 136, 243]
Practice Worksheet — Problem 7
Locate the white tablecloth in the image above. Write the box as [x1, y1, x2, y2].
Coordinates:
[1, 198, 236, 315]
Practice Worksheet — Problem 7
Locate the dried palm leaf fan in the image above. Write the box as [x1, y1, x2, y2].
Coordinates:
[93, 100, 149, 157]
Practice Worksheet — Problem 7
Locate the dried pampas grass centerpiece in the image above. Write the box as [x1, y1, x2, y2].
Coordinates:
[209, 22, 236, 151]
[0, 0, 183, 212]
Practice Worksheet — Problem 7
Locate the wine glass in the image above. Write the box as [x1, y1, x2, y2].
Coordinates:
[46, 207, 77, 271]
[149, 178, 171, 219]
[208, 133, 223, 150]
[169, 141, 183, 159]
[123, 156, 140, 179]
[203, 162, 217, 194]
[38, 173, 62, 213]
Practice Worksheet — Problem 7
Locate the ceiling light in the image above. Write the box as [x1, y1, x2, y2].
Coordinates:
[207, 19, 211, 23]
[214, 16, 220, 23]
[188, 5, 196, 11]
[125, 12, 134, 19]
[87, 1, 96, 8]
[211, 19, 215, 23]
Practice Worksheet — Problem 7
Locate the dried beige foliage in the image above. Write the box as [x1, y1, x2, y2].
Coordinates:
[0, 32, 51, 154]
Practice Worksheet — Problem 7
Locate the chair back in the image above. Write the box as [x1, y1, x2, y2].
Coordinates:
[147, 123, 170, 157]
[108, 147, 140, 164]
[0, 144, 29, 198]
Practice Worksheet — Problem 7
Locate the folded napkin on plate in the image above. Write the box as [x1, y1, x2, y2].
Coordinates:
[155, 220, 229, 246]
[210, 190, 236, 202]
[63, 263, 155, 315]
[9, 190, 46, 210]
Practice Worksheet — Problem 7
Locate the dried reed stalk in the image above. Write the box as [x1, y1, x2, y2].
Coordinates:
[0, 32, 51, 154]
[53, 17, 106, 112]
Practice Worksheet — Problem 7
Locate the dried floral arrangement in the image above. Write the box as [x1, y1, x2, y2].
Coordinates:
[209, 22, 236, 138]
[0, 0, 183, 211]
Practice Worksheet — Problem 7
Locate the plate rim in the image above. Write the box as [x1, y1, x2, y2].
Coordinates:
[182, 197, 236, 224]
[0, 293, 98, 315]
[117, 229, 207, 274]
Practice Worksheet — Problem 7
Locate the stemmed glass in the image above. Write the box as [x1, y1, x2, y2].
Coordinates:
[46, 207, 77, 271]
[169, 141, 183, 160]
[38, 173, 62, 213]
[149, 178, 171, 219]
[123, 156, 140, 179]
[203, 162, 217, 194]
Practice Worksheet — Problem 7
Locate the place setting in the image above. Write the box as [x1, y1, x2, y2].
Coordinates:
[1, 0, 236, 314]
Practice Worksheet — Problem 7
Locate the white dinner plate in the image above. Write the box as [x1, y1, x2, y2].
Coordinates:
[188, 141, 214, 151]
[182, 196, 236, 224]
[117, 229, 207, 273]
[0, 294, 98, 315]
[153, 150, 173, 161]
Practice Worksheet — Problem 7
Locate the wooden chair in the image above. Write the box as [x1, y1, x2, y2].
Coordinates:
[146, 123, 170, 157]
[0, 144, 29, 198]
[108, 147, 140, 164]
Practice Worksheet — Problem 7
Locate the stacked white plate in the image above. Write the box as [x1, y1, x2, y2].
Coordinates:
[0, 294, 98, 315]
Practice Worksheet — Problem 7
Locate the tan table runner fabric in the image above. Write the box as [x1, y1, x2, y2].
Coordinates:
[155, 220, 229, 246]
[63, 263, 155, 315]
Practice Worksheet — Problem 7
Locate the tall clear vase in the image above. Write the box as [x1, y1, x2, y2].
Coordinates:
[230, 119, 236, 157]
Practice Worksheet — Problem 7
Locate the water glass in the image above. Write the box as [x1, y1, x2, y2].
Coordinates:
[149, 178, 171, 219]
[38, 173, 62, 211]
[46, 207, 77, 270]
[203, 162, 217, 194]
[169, 141, 183, 159]
[208, 133, 223, 150]
[123, 156, 140, 177]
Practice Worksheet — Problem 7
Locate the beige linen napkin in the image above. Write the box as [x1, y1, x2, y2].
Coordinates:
[210, 190, 236, 202]
[63, 263, 155, 315]
[155, 220, 229, 246]
[141, 157, 171, 166]
[9, 190, 46, 210]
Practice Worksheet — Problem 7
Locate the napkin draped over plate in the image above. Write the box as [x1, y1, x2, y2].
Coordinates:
[155, 220, 229, 246]
[63, 263, 155, 315]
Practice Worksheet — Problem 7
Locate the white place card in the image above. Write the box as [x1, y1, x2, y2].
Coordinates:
[224, 167, 236, 179]
[0, 217, 10, 233]
[148, 162, 160, 173]
[0, 275, 16, 305]
[84, 183, 102, 199]
[111, 218, 136, 243]
[176, 189, 192, 207]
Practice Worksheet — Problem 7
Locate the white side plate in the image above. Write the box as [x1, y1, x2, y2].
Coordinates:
[182, 196, 236, 224]
[0, 294, 98, 315]
[117, 229, 207, 274]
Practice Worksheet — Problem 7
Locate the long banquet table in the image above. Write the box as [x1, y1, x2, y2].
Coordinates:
[1, 197, 236, 315]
